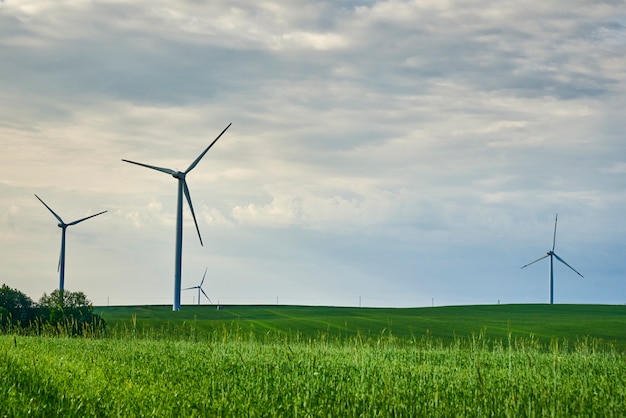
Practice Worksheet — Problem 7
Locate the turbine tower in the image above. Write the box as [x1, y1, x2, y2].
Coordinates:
[122, 123, 231, 311]
[35, 194, 107, 294]
[521, 214, 583, 304]
[183, 267, 213, 305]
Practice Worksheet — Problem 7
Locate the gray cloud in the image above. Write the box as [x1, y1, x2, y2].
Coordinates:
[1, 0, 624, 306]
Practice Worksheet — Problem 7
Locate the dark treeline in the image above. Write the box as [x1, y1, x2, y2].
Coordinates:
[0, 284, 105, 336]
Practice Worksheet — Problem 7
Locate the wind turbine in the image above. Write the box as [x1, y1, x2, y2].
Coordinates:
[122, 123, 231, 311]
[183, 267, 213, 305]
[34, 194, 107, 294]
[521, 214, 583, 304]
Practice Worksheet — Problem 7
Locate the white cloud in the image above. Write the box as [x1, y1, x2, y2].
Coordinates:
[269, 31, 349, 51]
[0, 0, 625, 306]
[124, 210, 142, 229]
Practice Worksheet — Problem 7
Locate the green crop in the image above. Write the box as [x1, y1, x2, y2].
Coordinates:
[94, 304, 626, 350]
[1, 331, 624, 417]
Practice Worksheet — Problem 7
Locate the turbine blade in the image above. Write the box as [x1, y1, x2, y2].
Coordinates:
[182, 286, 198, 291]
[122, 159, 176, 176]
[200, 267, 207, 287]
[185, 123, 232, 174]
[34, 194, 64, 224]
[183, 181, 203, 246]
[67, 210, 108, 226]
[552, 252, 584, 278]
[552, 213, 558, 251]
[521, 253, 550, 269]
[57, 244, 62, 272]
[200, 288, 213, 304]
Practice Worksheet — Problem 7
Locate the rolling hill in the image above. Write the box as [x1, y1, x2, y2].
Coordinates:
[94, 303, 626, 349]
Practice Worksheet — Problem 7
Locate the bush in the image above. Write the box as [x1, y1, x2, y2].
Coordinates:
[0, 284, 105, 335]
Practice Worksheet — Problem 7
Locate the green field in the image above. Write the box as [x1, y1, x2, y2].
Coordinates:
[2, 304, 625, 416]
[95, 303, 626, 349]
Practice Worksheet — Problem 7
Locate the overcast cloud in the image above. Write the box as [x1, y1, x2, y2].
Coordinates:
[1, 0, 625, 307]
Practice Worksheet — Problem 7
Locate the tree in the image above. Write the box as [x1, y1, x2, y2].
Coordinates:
[0, 284, 36, 327]
[39, 289, 92, 321]
[38, 289, 105, 334]
[1, 285, 105, 335]
[0, 306, 8, 328]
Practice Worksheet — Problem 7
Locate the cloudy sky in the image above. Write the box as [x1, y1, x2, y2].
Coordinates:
[1, 0, 625, 308]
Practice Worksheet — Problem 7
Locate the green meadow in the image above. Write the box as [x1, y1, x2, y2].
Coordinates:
[2, 304, 625, 416]
[96, 303, 626, 349]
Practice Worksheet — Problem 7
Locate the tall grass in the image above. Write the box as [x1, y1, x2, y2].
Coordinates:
[1, 329, 624, 417]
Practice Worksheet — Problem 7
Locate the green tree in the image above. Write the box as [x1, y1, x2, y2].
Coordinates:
[38, 289, 105, 335]
[0, 284, 36, 327]
[0, 306, 9, 329]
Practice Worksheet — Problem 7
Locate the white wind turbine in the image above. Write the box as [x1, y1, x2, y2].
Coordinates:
[122, 123, 231, 311]
[521, 214, 584, 304]
[34, 194, 107, 294]
[183, 267, 212, 305]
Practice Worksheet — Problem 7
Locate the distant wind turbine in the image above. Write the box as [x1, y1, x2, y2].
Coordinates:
[521, 214, 583, 304]
[34, 194, 107, 294]
[183, 267, 212, 305]
[122, 123, 231, 311]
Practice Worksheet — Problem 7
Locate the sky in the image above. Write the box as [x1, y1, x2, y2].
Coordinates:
[1, 0, 625, 308]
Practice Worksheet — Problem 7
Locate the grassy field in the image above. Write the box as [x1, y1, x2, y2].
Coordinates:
[2, 304, 625, 416]
[95, 303, 626, 349]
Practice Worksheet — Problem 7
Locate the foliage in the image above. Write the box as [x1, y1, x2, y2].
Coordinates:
[1, 332, 624, 416]
[0, 285, 105, 335]
[39, 289, 94, 322]
[0, 284, 37, 328]
[37, 289, 105, 336]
